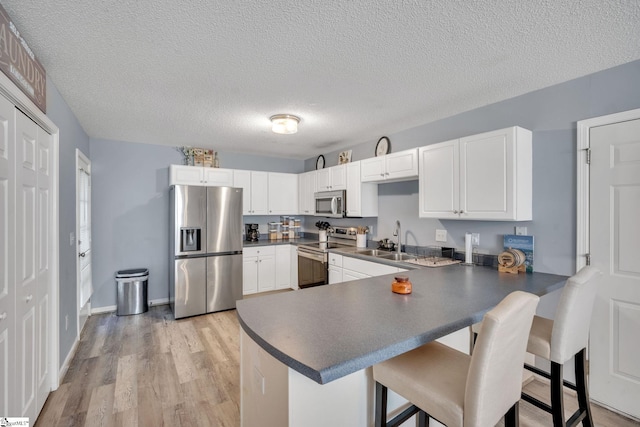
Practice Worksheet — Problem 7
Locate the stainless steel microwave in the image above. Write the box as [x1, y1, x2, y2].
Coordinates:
[314, 190, 346, 218]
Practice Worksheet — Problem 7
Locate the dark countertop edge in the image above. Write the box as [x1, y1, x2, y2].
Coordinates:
[236, 269, 567, 385]
[237, 314, 323, 384]
[238, 304, 485, 385]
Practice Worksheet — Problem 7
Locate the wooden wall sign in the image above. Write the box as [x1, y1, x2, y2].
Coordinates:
[0, 4, 46, 112]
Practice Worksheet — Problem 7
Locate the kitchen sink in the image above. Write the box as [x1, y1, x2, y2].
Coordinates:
[356, 249, 391, 257]
[377, 253, 417, 262]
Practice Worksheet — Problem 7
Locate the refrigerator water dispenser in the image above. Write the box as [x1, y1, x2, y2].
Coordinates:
[181, 227, 201, 252]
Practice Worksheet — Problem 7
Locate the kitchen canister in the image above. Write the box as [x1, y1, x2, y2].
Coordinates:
[319, 230, 327, 242]
[356, 233, 367, 248]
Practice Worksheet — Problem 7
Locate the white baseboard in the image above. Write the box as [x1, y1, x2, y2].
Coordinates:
[90, 297, 169, 315]
[58, 337, 79, 385]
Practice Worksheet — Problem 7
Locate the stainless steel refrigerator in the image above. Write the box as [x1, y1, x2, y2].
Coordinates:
[169, 185, 243, 319]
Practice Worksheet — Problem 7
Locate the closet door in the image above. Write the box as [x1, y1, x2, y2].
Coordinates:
[0, 93, 16, 415]
[36, 126, 51, 414]
[15, 111, 38, 420]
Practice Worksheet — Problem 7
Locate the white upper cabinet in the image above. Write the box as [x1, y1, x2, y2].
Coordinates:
[170, 164, 234, 186]
[298, 170, 317, 215]
[316, 164, 346, 191]
[234, 170, 268, 215]
[360, 149, 418, 183]
[268, 172, 299, 215]
[419, 126, 532, 221]
[345, 161, 378, 217]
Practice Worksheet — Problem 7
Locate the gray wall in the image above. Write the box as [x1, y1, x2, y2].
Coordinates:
[45, 80, 90, 367]
[305, 59, 640, 276]
[90, 139, 304, 308]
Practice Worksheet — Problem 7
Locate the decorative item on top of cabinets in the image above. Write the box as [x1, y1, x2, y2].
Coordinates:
[176, 146, 219, 167]
[418, 126, 532, 221]
[316, 154, 325, 170]
[338, 150, 352, 164]
[375, 136, 390, 156]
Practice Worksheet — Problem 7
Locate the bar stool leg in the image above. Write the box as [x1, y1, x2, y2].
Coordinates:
[575, 349, 594, 427]
[551, 361, 566, 427]
[505, 402, 520, 427]
[418, 410, 428, 427]
[375, 381, 388, 427]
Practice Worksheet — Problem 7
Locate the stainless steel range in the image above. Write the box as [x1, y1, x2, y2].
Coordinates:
[297, 226, 358, 288]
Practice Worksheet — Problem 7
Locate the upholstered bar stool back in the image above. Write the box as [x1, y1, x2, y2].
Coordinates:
[523, 265, 601, 427]
[373, 291, 539, 427]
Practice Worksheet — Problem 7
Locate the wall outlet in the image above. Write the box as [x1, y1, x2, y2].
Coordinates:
[69, 232, 75, 246]
[471, 233, 480, 246]
[65, 314, 69, 331]
[435, 229, 447, 242]
[515, 226, 527, 235]
[368, 226, 374, 236]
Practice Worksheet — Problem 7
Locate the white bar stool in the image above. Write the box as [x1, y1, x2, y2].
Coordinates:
[373, 291, 539, 427]
[522, 266, 601, 427]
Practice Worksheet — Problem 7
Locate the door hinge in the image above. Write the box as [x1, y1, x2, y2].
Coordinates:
[586, 253, 591, 266]
[584, 148, 591, 164]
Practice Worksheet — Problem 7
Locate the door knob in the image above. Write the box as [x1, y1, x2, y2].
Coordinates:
[79, 251, 86, 257]
[26, 294, 33, 303]
[0, 312, 7, 321]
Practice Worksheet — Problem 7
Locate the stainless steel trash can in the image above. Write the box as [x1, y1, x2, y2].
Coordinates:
[115, 268, 149, 316]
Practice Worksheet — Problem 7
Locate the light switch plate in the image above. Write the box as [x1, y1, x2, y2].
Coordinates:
[435, 229, 447, 242]
[69, 232, 75, 246]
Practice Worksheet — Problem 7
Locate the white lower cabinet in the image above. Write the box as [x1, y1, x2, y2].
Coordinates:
[243, 246, 276, 295]
[244, 245, 297, 294]
[329, 254, 406, 284]
[328, 254, 344, 284]
[275, 245, 292, 289]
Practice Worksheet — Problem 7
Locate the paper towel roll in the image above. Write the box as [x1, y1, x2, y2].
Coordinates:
[465, 233, 473, 264]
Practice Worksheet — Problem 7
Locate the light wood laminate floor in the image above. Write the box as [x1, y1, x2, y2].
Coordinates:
[35, 305, 639, 427]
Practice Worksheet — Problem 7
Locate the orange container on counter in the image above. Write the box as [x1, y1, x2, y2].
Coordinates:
[391, 275, 412, 294]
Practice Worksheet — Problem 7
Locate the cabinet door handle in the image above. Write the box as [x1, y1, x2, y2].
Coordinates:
[25, 294, 33, 303]
[0, 312, 6, 321]
[453, 210, 458, 214]
[79, 251, 87, 258]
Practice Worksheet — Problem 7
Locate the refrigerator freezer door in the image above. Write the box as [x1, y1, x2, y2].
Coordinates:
[174, 257, 207, 319]
[206, 186, 243, 254]
[173, 185, 207, 256]
[207, 253, 243, 312]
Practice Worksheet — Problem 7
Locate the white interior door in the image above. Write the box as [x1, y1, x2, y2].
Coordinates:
[0, 89, 16, 416]
[35, 120, 52, 414]
[588, 116, 640, 418]
[76, 149, 92, 333]
[15, 110, 38, 420]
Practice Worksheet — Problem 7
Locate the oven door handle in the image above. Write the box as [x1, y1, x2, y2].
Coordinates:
[297, 249, 327, 263]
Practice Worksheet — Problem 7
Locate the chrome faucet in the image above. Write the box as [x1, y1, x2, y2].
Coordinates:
[393, 220, 401, 255]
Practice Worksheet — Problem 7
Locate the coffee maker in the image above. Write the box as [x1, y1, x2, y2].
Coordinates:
[245, 224, 260, 241]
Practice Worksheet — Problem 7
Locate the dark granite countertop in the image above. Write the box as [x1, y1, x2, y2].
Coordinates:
[236, 265, 567, 385]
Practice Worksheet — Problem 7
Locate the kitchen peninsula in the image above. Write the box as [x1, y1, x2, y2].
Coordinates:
[236, 262, 567, 427]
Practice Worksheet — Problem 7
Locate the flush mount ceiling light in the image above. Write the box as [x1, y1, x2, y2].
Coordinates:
[270, 114, 300, 134]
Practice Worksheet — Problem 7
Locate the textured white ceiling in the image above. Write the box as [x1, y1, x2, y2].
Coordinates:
[2, 1, 640, 159]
